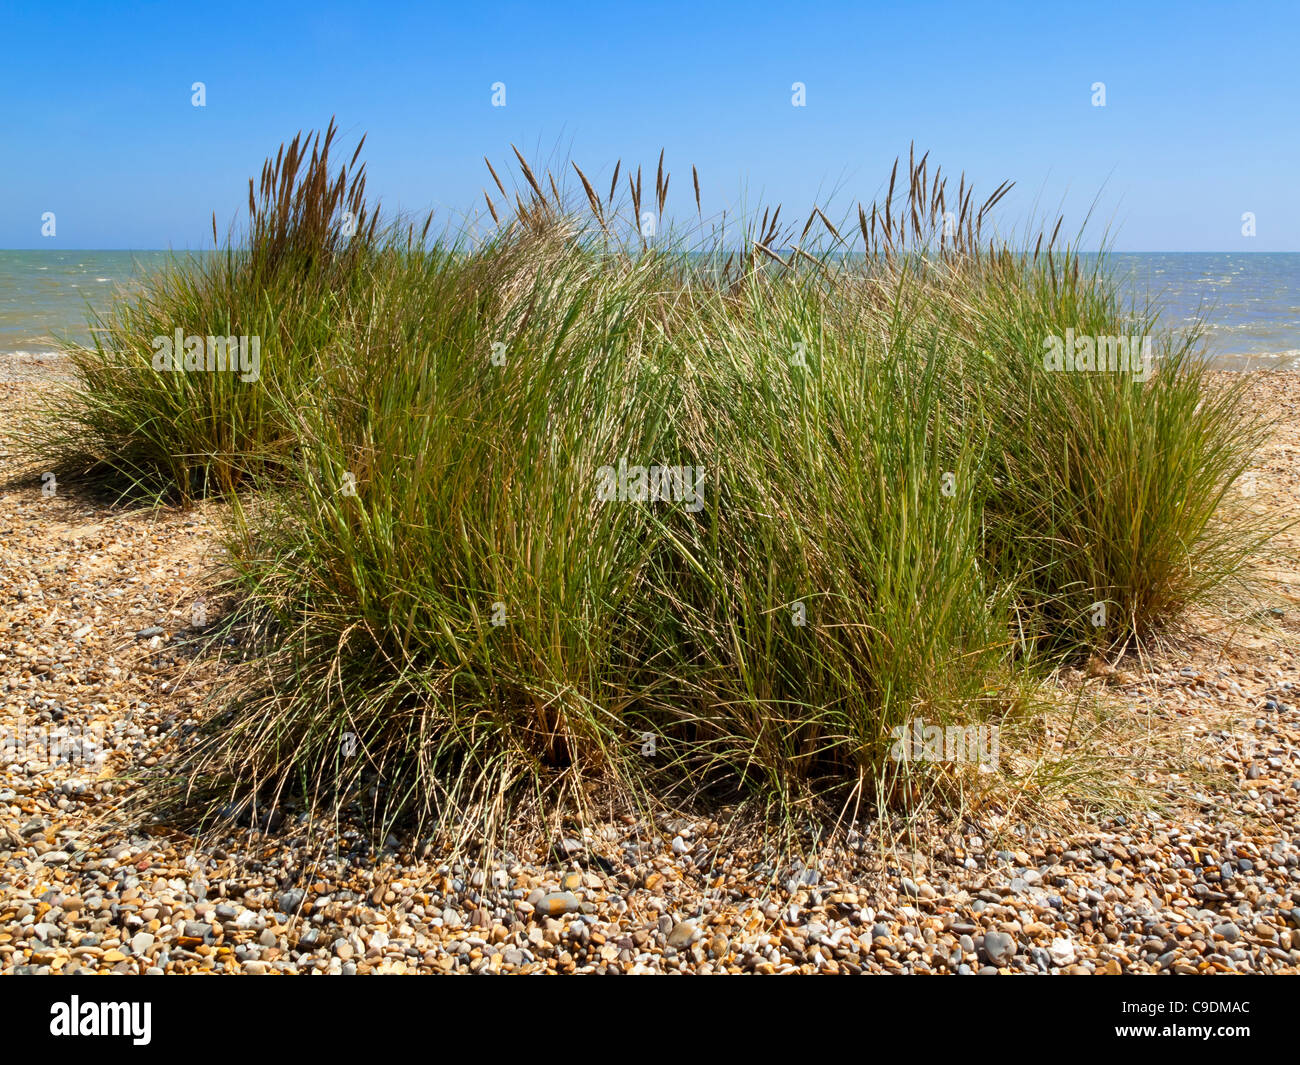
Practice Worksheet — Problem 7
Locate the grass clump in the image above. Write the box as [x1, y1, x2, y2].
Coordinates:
[25, 118, 383, 500]
[29, 129, 1272, 842]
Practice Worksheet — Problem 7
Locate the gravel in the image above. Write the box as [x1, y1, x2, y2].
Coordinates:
[3, 367, 1300, 974]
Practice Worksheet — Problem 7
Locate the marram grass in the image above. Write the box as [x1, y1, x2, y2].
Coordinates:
[22, 126, 1272, 843]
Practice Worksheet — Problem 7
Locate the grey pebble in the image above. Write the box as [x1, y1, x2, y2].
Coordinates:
[981, 930, 1017, 967]
[1213, 922, 1240, 944]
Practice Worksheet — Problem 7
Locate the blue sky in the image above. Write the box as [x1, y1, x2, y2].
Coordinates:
[2, 0, 1297, 250]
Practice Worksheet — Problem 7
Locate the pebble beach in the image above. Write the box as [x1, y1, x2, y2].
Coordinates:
[3, 353, 1299, 976]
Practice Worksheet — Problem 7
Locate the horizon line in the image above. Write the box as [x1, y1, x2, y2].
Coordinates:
[4, 247, 1298, 255]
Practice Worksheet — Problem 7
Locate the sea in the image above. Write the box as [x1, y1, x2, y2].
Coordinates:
[2, 250, 1298, 370]
[0, 251, 214, 356]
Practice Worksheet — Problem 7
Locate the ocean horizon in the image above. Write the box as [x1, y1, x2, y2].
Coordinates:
[4, 248, 1300, 371]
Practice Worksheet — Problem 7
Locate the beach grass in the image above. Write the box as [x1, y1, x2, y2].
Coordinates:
[20, 126, 1272, 841]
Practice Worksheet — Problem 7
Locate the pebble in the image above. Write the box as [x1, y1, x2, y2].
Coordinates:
[535, 892, 581, 918]
[1213, 922, 1240, 944]
[1048, 938, 1075, 967]
[981, 931, 1017, 968]
[667, 920, 697, 948]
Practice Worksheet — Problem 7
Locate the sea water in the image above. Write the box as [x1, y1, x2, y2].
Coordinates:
[2, 249, 1297, 369]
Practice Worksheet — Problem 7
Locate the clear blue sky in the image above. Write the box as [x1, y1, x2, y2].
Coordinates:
[2, 0, 1296, 250]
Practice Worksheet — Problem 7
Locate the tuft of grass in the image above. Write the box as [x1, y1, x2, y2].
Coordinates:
[954, 250, 1275, 649]
[21, 118, 383, 501]
[28, 129, 1273, 843]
